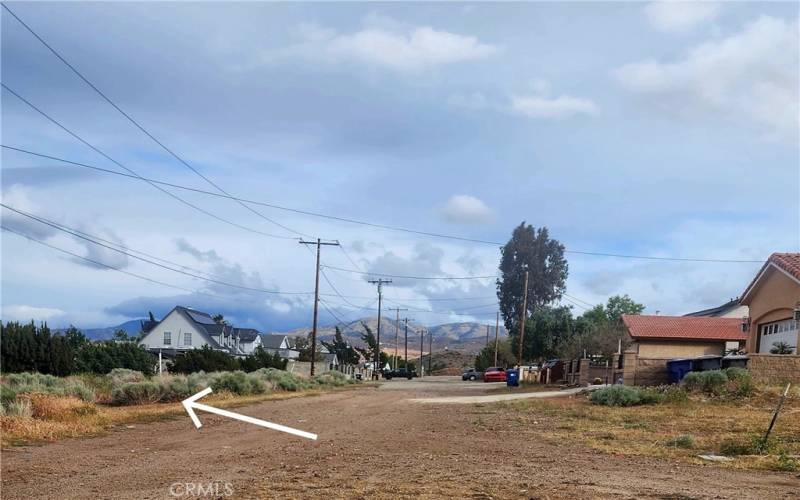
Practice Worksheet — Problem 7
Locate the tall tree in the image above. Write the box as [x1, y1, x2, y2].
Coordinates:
[497, 223, 568, 332]
[355, 322, 388, 367]
[321, 326, 360, 366]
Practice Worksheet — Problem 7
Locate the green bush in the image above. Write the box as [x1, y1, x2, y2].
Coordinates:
[111, 381, 162, 405]
[664, 435, 694, 449]
[313, 371, 355, 387]
[1, 385, 17, 409]
[75, 341, 154, 376]
[170, 346, 238, 374]
[251, 368, 312, 392]
[719, 434, 780, 456]
[3, 372, 94, 401]
[774, 452, 799, 472]
[109, 368, 145, 386]
[682, 370, 728, 396]
[589, 385, 663, 407]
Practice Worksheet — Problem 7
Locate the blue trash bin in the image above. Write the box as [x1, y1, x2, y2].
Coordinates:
[506, 369, 519, 387]
[666, 358, 693, 384]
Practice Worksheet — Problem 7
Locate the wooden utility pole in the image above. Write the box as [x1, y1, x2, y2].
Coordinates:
[368, 278, 392, 379]
[299, 238, 340, 376]
[428, 330, 433, 374]
[403, 317, 411, 370]
[517, 270, 529, 368]
[420, 328, 425, 377]
[486, 324, 490, 347]
[494, 311, 500, 367]
[387, 307, 407, 370]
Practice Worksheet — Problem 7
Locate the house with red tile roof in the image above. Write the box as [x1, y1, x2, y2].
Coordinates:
[623, 314, 746, 359]
[740, 252, 800, 354]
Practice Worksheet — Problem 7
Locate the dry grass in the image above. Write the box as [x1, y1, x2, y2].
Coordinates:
[0, 385, 359, 447]
[495, 385, 800, 472]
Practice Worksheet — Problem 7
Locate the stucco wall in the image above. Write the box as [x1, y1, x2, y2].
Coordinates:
[747, 354, 800, 384]
[635, 340, 725, 359]
[744, 267, 800, 353]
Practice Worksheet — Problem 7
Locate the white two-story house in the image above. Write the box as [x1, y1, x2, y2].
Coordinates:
[139, 306, 261, 357]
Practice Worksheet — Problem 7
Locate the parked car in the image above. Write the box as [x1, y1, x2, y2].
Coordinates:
[483, 367, 507, 383]
[383, 368, 417, 380]
[462, 368, 482, 381]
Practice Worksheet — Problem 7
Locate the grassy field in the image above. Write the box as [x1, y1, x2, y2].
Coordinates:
[486, 384, 800, 472]
[0, 369, 365, 447]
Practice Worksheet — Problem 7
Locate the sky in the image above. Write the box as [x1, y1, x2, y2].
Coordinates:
[1, 1, 798, 332]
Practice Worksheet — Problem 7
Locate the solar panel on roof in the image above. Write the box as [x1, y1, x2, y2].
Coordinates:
[186, 310, 216, 325]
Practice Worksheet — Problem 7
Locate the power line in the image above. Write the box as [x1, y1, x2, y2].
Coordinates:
[0, 88, 296, 241]
[1, 203, 314, 296]
[2, 145, 766, 264]
[2, 3, 309, 240]
[2, 226, 218, 299]
[321, 264, 497, 280]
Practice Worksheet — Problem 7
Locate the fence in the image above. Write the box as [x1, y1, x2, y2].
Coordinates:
[563, 357, 623, 386]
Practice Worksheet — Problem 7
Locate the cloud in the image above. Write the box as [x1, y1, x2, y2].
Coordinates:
[74, 224, 130, 270]
[510, 95, 598, 119]
[288, 19, 497, 71]
[1, 186, 58, 240]
[175, 239, 267, 293]
[643, 1, 721, 33]
[364, 242, 445, 287]
[615, 15, 799, 141]
[2, 305, 67, 323]
[441, 195, 493, 224]
[447, 91, 490, 111]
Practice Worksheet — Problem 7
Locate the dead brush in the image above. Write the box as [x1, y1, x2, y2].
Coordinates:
[27, 394, 97, 422]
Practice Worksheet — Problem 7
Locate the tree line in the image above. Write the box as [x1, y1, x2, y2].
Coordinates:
[1, 321, 154, 376]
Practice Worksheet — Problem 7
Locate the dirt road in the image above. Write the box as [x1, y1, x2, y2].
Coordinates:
[2, 377, 798, 499]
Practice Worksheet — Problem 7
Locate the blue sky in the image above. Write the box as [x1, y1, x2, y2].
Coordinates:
[1, 1, 798, 331]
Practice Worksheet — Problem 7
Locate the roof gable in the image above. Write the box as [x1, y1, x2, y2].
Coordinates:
[623, 314, 746, 342]
[742, 252, 800, 303]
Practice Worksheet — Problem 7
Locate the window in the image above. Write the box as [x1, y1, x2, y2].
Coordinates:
[163, 332, 171, 345]
[184, 332, 192, 346]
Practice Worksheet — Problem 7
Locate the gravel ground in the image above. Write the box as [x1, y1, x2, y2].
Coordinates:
[2, 377, 797, 499]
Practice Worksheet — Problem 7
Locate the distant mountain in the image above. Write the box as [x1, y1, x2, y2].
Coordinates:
[274, 317, 507, 355]
[57, 319, 146, 341]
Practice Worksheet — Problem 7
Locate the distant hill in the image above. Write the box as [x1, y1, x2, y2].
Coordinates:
[275, 317, 507, 355]
[57, 319, 145, 341]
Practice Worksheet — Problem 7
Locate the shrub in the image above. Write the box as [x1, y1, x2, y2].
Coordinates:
[313, 371, 354, 387]
[75, 341, 154, 375]
[719, 434, 780, 456]
[1, 385, 17, 408]
[251, 368, 311, 392]
[27, 394, 96, 421]
[589, 385, 663, 407]
[111, 381, 162, 405]
[210, 371, 264, 396]
[3, 372, 94, 401]
[5, 398, 33, 418]
[170, 346, 238, 374]
[682, 370, 728, 396]
[664, 435, 694, 449]
[109, 368, 145, 386]
[773, 452, 799, 472]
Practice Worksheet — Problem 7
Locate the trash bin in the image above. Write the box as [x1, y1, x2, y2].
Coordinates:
[691, 355, 722, 372]
[666, 358, 693, 384]
[722, 355, 749, 369]
[506, 369, 519, 387]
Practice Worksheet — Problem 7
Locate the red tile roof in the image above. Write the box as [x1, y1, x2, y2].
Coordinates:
[771, 253, 800, 281]
[742, 252, 800, 302]
[622, 314, 746, 342]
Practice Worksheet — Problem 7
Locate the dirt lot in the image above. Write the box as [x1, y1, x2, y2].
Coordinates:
[2, 377, 798, 499]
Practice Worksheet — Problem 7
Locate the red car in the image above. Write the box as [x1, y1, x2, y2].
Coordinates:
[483, 367, 507, 383]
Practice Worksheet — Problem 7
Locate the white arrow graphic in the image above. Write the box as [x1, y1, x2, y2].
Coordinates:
[181, 387, 318, 440]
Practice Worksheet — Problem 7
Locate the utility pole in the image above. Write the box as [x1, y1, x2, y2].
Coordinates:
[517, 270, 529, 368]
[387, 307, 407, 370]
[403, 317, 411, 370]
[419, 328, 425, 377]
[494, 310, 500, 367]
[486, 324, 490, 347]
[428, 329, 433, 374]
[368, 278, 392, 379]
[299, 238, 340, 377]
